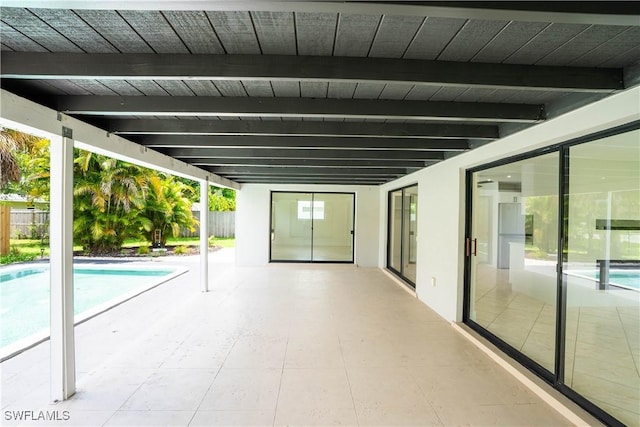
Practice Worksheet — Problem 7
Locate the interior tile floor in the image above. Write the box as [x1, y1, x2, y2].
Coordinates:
[1, 249, 600, 426]
[270, 244, 353, 262]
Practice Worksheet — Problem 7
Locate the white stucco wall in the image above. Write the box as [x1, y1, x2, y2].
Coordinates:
[236, 184, 380, 267]
[379, 87, 640, 322]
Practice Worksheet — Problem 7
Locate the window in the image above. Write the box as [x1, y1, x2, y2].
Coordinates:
[297, 200, 325, 220]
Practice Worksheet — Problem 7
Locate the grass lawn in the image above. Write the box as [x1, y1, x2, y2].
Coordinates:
[205, 237, 235, 248]
[7, 239, 77, 257]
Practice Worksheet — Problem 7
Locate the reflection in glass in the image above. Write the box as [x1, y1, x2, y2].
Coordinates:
[311, 193, 354, 262]
[563, 130, 640, 426]
[271, 192, 313, 261]
[404, 186, 418, 283]
[388, 185, 418, 285]
[389, 190, 403, 273]
[297, 200, 324, 220]
[469, 153, 559, 372]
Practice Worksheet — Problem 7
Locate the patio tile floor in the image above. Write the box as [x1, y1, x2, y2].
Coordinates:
[1, 249, 601, 426]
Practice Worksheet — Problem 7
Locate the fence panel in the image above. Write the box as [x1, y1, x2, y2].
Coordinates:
[181, 211, 235, 238]
[9, 209, 235, 239]
[9, 209, 49, 239]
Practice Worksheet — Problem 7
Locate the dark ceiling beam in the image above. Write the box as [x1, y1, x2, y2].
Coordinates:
[138, 135, 469, 151]
[233, 177, 386, 185]
[187, 158, 437, 168]
[229, 173, 388, 180]
[109, 119, 499, 140]
[7, 1, 638, 26]
[58, 96, 544, 123]
[224, 174, 399, 179]
[1, 53, 623, 92]
[163, 147, 445, 161]
[208, 166, 410, 176]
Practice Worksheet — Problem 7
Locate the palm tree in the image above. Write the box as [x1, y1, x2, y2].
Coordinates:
[139, 174, 197, 246]
[0, 128, 33, 189]
[0, 128, 50, 195]
[0, 128, 50, 255]
[73, 150, 149, 253]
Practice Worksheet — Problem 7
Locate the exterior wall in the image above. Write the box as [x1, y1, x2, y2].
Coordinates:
[379, 87, 640, 322]
[236, 184, 380, 267]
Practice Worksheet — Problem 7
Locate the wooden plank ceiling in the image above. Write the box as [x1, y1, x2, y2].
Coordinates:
[1, 1, 639, 185]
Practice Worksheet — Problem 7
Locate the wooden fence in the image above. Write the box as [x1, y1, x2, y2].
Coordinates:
[8, 209, 49, 239]
[181, 211, 235, 238]
[9, 209, 235, 239]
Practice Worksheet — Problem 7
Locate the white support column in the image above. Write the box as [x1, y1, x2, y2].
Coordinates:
[49, 128, 76, 402]
[200, 178, 209, 292]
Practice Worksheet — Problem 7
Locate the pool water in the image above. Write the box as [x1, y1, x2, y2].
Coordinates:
[0, 265, 178, 349]
[568, 269, 640, 291]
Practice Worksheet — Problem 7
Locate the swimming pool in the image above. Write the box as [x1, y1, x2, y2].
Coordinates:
[566, 269, 640, 291]
[0, 264, 186, 356]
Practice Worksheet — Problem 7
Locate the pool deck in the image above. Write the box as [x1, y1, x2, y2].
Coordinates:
[1, 248, 601, 426]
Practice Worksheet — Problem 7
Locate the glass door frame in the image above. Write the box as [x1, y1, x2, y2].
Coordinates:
[386, 184, 418, 288]
[269, 191, 356, 264]
[463, 148, 563, 385]
[463, 121, 640, 427]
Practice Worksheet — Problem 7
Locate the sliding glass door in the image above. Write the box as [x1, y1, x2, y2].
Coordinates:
[270, 192, 354, 263]
[311, 193, 354, 262]
[389, 189, 403, 273]
[465, 124, 640, 426]
[467, 153, 559, 374]
[562, 130, 639, 427]
[271, 192, 313, 261]
[388, 185, 418, 286]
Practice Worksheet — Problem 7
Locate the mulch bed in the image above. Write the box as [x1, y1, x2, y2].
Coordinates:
[73, 245, 222, 257]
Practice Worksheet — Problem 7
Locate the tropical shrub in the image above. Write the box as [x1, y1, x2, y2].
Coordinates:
[139, 174, 197, 246]
[173, 245, 189, 255]
[73, 150, 148, 253]
[208, 187, 236, 211]
[0, 246, 37, 264]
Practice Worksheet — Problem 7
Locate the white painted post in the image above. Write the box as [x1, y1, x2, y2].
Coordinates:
[49, 128, 76, 402]
[200, 178, 209, 292]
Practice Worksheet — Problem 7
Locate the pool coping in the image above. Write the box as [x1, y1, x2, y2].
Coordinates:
[0, 262, 188, 362]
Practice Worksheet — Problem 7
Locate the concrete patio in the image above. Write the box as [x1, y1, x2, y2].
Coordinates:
[1, 249, 599, 426]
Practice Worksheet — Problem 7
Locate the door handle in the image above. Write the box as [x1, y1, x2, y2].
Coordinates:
[466, 238, 478, 257]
